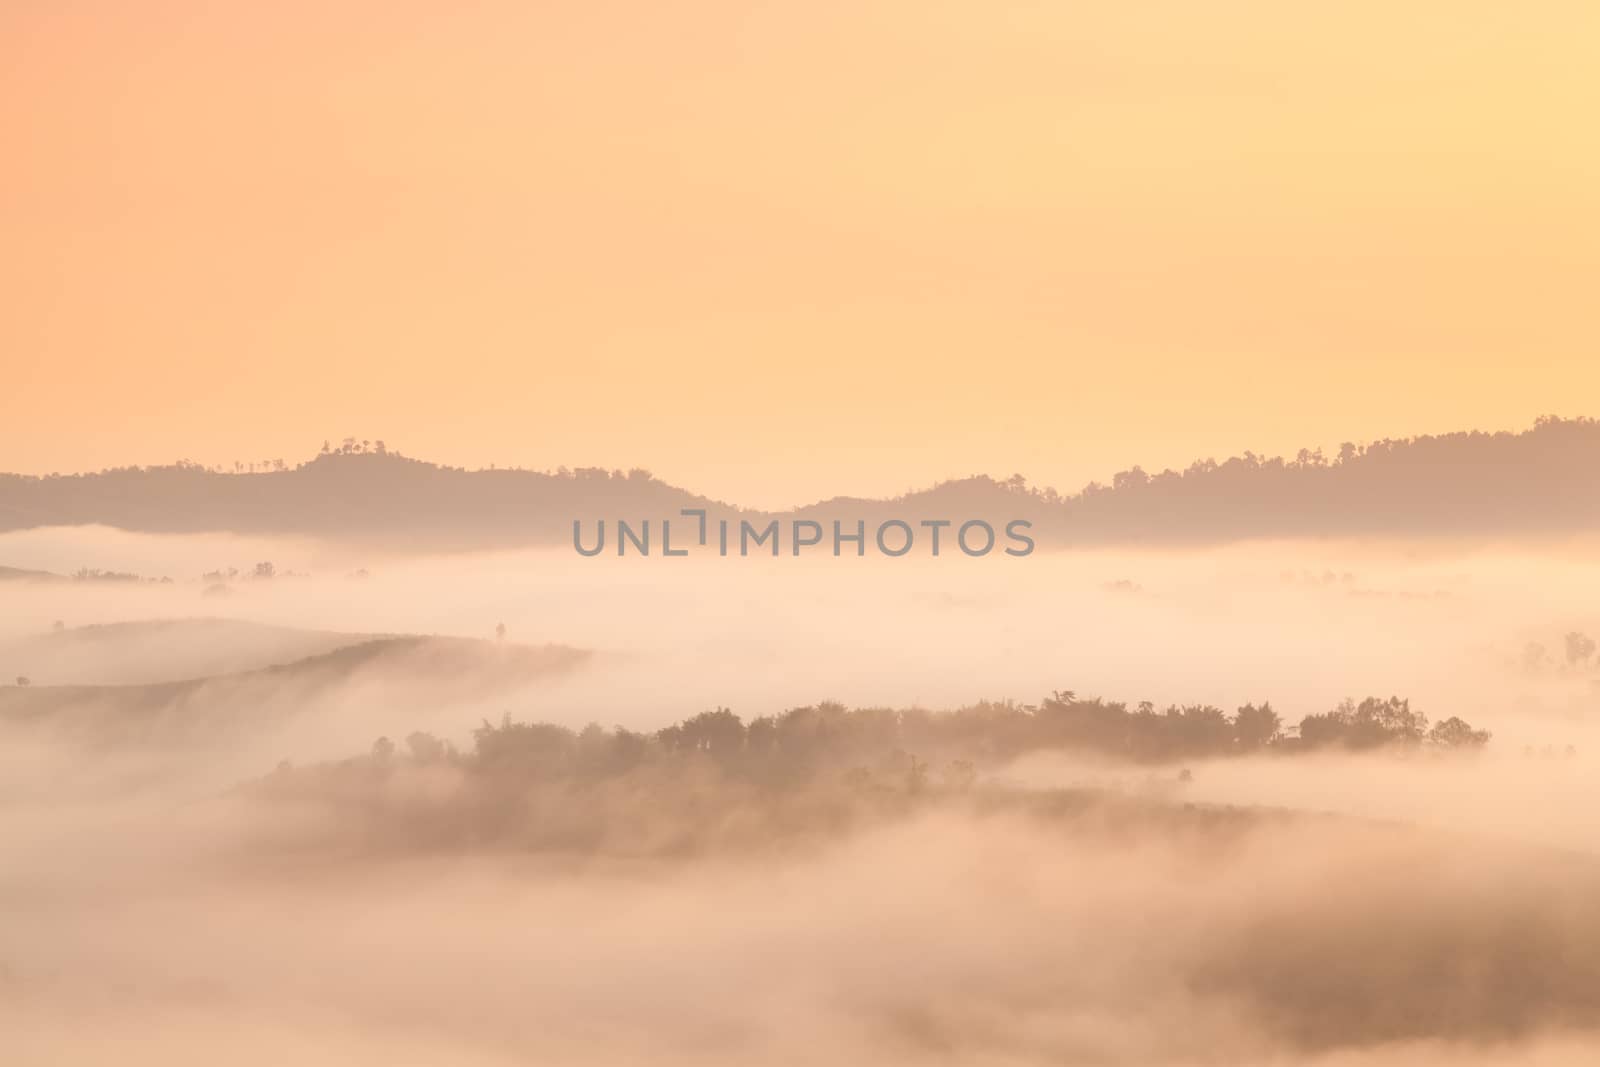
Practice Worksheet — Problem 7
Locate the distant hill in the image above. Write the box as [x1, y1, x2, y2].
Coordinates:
[3, 417, 1599, 548]
[0, 618, 383, 687]
[0, 449, 742, 548]
[0, 565, 59, 582]
[0, 564, 168, 583]
[0, 635, 591, 748]
[792, 416, 1600, 545]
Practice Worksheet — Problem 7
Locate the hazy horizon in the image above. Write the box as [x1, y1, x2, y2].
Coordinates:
[5, 417, 1600, 555]
[6, 3, 1599, 1062]
[7, 3, 1600, 508]
[5, 412, 1595, 514]
[2, 412, 1594, 510]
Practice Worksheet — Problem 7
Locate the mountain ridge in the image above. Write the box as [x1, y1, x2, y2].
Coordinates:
[3, 417, 1598, 547]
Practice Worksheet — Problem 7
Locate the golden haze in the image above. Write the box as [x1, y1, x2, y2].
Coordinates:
[3, 2, 1598, 507]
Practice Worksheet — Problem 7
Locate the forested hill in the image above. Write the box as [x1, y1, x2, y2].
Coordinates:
[0, 448, 743, 548]
[2, 418, 1598, 548]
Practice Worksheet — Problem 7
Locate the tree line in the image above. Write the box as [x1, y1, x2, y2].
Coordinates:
[331, 691, 1492, 792]
[254, 692, 1495, 856]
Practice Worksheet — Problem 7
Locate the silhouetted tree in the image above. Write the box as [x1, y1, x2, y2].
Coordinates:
[1298, 696, 1428, 750]
[905, 754, 928, 794]
[405, 731, 448, 764]
[1233, 702, 1282, 750]
[670, 707, 746, 762]
[1428, 717, 1491, 749]
[1565, 631, 1596, 667]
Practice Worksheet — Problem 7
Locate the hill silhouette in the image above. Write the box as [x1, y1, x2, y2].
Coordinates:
[3, 417, 1598, 548]
[0, 618, 387, 687]
[0, 634, 591, 748]
[0, 565, 59, 581]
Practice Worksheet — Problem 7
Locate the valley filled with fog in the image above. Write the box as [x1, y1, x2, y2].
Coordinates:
[5, 524, 1598, 749]
[3, 525, 1599, 1065]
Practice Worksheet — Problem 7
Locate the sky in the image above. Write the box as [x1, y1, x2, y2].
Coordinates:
[3, 1, 1597, 509]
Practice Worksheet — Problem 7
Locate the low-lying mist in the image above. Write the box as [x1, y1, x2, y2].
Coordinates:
[5, 525, 1600, 742]
[4, 526, 1600, 1064]
[6, 767, 1600, 1066]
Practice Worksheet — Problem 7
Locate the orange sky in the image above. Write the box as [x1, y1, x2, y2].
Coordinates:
[3, 2, 1597, 508]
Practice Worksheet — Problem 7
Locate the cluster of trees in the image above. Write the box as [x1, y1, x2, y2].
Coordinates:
[1297, 696, 1490, 750]
[652, 692, 1488, 770]
[199, 562, 312, 589]
[1571, 631, 1599, 666]
[321, 690, 1492, 795]
[255, 693, 1496, 855]
[0, 566, 174, 585]
[68, 568, 170, 584]
[1520, 630, 1599, 674]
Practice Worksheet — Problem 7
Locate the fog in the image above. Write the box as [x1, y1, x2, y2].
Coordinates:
[6, 788, 1600, 1065]
[3, 526, 1599, 1063]
[4, 525, 1598, 741]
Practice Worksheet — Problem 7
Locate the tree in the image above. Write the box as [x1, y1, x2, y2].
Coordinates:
[905, 754, 928, 794]
[942, 759, 976, 790]
[1428, 717, 1491, 749]
[15, 676, 29, 687]
[1112, 466, 1150, 490]
[1564, 631, 1596, 667]
[1299, 696, 1430, 749]
[673, 707, 746, 762]
[405, 731, 447, 763]
[1170, 704, 1234, 755]
[1347, 696, 1427, 747]
[473, 716, 576, 776]
[1233, 702, 1282, 749]
[495, 622, 507, 642]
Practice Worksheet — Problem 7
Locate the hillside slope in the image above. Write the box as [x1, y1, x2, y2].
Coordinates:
[0, 635, 591, 748]
[0, 618, 386, 687]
